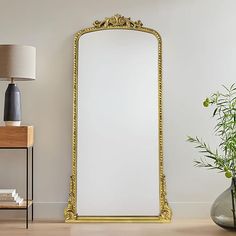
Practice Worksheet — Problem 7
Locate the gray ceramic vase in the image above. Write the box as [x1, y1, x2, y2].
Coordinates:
[211, 177, 236, 230]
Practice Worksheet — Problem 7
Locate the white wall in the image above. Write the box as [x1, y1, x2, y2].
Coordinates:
[0, 0, 235, 220]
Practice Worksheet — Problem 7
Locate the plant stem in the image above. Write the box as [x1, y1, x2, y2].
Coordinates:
[231, 178, 236, 228]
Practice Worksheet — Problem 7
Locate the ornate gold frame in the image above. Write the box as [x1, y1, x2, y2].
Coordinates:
[64, 14, 172, 223]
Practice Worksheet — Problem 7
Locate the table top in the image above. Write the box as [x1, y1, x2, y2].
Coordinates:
[0, 126, 34, 147]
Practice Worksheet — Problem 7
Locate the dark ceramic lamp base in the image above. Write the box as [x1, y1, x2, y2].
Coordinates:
[4, 83, 21, 126]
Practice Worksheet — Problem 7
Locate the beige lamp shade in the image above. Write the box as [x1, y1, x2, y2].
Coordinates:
[0, 45, 36, 81]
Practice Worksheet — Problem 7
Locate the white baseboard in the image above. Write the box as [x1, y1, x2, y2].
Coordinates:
[170, 202, 211, 219]
[0, 202, 212, 221]
[0, 202, 67, 221]
[33, 202, 67, 220]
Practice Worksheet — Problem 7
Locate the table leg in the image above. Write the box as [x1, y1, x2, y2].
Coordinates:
[26, 148, 29, 229]
[32, 146, 34, 221]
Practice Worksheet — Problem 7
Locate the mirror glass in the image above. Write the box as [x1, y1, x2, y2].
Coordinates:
[77, 30, 160, 216]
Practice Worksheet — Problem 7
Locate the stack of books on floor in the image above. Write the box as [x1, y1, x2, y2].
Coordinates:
[0, 189, 23, 206]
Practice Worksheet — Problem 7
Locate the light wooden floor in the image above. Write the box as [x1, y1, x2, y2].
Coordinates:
[0, 220, 235, 236]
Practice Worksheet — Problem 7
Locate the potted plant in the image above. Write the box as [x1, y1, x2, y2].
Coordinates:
[187, 84, 236, 230]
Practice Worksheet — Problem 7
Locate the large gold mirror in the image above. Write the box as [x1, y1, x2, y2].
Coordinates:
[65, 14, 172, 223]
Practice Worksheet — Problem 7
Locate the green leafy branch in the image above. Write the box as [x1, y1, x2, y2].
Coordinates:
[187, 84, 236, 179]
[187, 136, 232, 177]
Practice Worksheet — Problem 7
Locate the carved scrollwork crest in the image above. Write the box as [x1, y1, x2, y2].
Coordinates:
[93, 14, 143, 29]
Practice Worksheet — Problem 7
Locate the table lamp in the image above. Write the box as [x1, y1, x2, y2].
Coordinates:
[0, 45, 36, 126]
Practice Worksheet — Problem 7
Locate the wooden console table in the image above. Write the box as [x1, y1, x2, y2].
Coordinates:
[0, 126, 34, 229]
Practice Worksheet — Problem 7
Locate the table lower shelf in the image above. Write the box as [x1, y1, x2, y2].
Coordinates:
[0, 200, 32, 209]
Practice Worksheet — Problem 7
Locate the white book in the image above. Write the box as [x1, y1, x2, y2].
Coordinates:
[0, 193, 18, 202]
[15, 196, 23, 204]
[0, 189, 16, 197]
[0, 202, 17, 206]
[0, 197, 24, 206]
